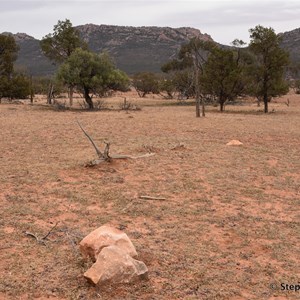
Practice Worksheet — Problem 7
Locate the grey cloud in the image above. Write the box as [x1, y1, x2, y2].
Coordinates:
[0, 1, 48, 13]
[0, 0, 299, 44]
[159, 1, 300, 27]
[151, 0, 300, 43]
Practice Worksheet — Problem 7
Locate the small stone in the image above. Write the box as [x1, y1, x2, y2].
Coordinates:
[84, 245, 148, 285]
[226, 140, 243, 146]
[79, 225, 137, 261]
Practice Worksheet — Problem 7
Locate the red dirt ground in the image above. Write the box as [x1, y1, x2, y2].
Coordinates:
[0, 92, 299, 299]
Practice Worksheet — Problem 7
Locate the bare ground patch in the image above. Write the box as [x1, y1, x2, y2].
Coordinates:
[0, 94, 299, 299]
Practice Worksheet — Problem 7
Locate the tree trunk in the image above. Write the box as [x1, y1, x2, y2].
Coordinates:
[264, 96, 269, 114]
[47, 83, 53, 104]
[194, 56, 201, 118]
[201, 97, 205, 117]
[196, 98, 200, 117]
[263, 93, 268, 113]
[83, 86, 94, 109]
[257, 97, 261, 107]
[219, 94, 225, 112]
[220, 101, 224, 112]
[69, 86, 74, 106]
[30, 75, 34, 104]
[263, 73, 268, 113]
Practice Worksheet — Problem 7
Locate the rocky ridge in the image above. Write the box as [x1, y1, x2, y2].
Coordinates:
[279, 28, 300, 67]
[2, 24, 212, 76]
[76, 24, 213, 74]
[1, 24, 300, 76]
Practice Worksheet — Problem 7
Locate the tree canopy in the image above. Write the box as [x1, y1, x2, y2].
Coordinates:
[161, 25, 290, 115]
[0, 34, 19, 77]
[132, 72, 160, 98]
[201, 41, 251, 112]
[40, 19, 87, 63]
[248, 25, 289, 113]
[0, 34, 31, 102]
[57, 49, 129, 109]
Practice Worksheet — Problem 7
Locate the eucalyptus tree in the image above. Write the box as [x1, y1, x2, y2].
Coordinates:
[57, 49, 129, 109]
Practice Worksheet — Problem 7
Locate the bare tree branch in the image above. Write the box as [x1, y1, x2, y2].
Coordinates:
[76, 120, 104, 159]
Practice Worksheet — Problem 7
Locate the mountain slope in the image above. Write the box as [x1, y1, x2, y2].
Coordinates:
[279, 28, 300, 66]
[2, 24, 212, 76]
[76, 24, 212, 74]
[2, 32, 57, 76]
[2, 25, 300, 77]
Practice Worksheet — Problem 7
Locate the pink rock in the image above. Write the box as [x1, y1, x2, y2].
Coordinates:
[226, 140, 243, 146]
[79, 225, 137, 261]
[84, 245, 148, 285]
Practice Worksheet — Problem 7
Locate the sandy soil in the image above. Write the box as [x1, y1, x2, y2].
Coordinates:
[0, 92, 299, 299]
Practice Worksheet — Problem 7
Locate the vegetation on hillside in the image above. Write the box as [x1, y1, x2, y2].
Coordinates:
[248, 25, 289, 113]
[161, 25, 290, 115]
[0, 34, 31, 102]
[0, 21, 294, 115]
[132, 72, 160, 98]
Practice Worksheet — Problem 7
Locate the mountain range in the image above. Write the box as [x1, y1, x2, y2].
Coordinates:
[2, 24, 300, 77]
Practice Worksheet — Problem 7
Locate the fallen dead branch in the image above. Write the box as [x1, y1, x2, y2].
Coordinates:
[171, 143, 186, 150]
[77, 120, 111, 162]
[77, 120, 155, 166]
[85, 152, 155, 167]
[139, 195, 166, 201]
[111, 153, 155, 159]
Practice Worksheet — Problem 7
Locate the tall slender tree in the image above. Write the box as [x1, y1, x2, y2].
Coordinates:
[201, 40, 250, 112]
[0, 34, 19, 77]
[0, 34, 30, 102]
[162, 38, 215, 117]
[40, 19, 87, 105]
[248, 25, 289, 113]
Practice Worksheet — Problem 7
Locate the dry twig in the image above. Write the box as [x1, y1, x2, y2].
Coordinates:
[25, 222, 59, 245]
[139, 195, 166, 201]
[41, 222, 59, 240]
[25, 231, 46, 245]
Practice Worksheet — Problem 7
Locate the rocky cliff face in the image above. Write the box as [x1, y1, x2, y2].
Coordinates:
[279, 28, 300, 66]
[77, 24, 211, 45]
[76, 24, 213, 74]
[2, 24, 212, 76]
[3, 25, 299, 77]
[6, 32, 35, 42]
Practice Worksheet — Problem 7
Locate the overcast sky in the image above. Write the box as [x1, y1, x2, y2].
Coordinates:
[0, 0, 299, 45]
